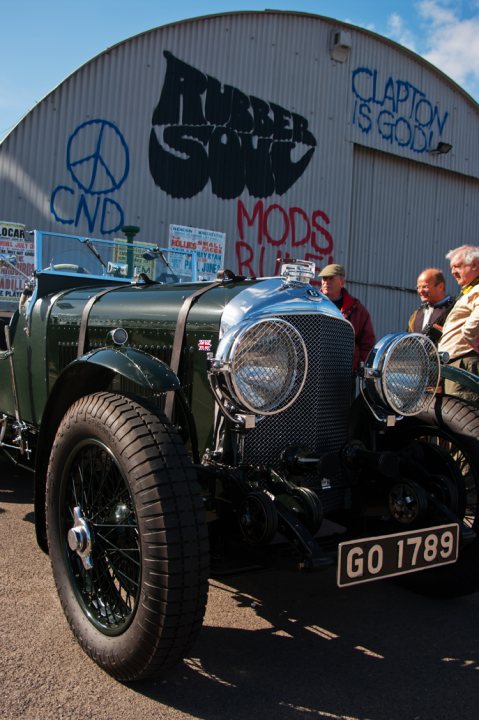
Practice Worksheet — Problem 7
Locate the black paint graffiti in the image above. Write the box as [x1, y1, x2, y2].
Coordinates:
[149, 52, 317, 199]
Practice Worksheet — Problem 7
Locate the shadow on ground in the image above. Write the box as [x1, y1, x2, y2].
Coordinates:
[130, 561, 479, 720]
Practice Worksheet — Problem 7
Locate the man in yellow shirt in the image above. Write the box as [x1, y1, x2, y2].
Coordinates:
[438, 245, 479, 403]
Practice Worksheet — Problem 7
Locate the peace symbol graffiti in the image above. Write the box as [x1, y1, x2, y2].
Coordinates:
[67, 119, 129, 195]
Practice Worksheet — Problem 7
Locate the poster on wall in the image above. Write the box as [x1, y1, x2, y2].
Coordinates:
[0, 221, 33, 312]
[168, 224, 226, 282]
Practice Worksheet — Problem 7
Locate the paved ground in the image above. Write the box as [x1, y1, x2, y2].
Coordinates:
[2, 459, 479, 720]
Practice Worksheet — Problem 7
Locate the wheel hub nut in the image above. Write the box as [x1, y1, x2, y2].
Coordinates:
[67, 506, 93, 570]
[68, 525, 87, 552]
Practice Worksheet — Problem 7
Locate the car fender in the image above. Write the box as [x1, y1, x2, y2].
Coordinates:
[441, 364, 479, 396]
[33, 346, 186, 554]
[77, 346, 181, 392]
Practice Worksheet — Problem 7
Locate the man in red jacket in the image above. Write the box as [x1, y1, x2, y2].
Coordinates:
[319, 263, 376, 375]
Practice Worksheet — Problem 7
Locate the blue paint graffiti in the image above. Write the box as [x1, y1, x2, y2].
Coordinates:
[50, 119, 129, 234]
[351, 67, 450, 153]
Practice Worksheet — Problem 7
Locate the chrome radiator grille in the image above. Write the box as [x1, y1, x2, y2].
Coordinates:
[242, 313, 354, 470]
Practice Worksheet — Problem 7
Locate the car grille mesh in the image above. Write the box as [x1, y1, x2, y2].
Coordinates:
[242, 313, 354, 471]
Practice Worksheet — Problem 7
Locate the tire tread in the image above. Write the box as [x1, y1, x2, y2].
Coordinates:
[46, 391, 209, 681]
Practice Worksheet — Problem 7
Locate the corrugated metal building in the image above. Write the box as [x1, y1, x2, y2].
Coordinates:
[1, 10, 478, 336]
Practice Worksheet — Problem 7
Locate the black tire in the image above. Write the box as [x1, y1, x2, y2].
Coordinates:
[386, 395, 479, 597]
[45, 392, 209, 681]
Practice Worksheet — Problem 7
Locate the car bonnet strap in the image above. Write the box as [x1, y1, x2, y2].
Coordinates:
[165, 280, 223, 420]
[77, 286, 121, 358]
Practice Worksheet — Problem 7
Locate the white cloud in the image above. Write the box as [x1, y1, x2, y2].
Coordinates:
[417, 0, 457, 26]
[387, 12, 418, 51]
[418, 0, 479, 98]
[385, 1, 479, 100]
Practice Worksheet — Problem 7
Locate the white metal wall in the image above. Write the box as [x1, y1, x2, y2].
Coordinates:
[1, 10, 478, 334]
[348, 145, 479, 337]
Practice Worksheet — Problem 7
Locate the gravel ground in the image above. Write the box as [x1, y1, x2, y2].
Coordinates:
[2, 460, 479, 720]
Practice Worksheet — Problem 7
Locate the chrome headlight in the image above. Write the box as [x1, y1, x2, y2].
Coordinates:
[212, 318, 308, 415]
[362, 332, 440, 416]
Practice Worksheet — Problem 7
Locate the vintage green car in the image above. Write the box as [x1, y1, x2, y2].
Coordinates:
[1, 230, 479, 681]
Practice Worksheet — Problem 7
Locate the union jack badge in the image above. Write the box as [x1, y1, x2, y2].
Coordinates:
[198, 338, 212, 351]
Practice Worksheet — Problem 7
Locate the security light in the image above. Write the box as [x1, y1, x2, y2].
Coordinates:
[430, 142, 452, 155]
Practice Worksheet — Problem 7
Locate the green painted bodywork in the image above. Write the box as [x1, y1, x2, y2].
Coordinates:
[72, 347, 182, 390]
[441, 364, 479, 395]
[3, 268, 478, 464]
[0, 274, 251, 456]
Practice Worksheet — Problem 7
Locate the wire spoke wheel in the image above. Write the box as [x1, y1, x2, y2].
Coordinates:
[46, 392, 209, 680]
[409, 429, 477, 530]
[63, 439, 140, 634]
[383, 396, 479, 597]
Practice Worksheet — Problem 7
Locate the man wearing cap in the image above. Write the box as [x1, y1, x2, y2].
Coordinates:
[319, 263, 376, 375]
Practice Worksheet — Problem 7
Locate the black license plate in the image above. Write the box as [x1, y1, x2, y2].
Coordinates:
[337, 523, 459, 588]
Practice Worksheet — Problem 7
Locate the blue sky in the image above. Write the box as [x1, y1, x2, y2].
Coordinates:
[2, 0, 479, 141]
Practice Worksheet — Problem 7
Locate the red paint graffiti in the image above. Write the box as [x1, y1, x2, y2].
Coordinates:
[235, 200, 334, 281]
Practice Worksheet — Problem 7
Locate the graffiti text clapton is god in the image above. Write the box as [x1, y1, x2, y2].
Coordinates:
[352, 67, 449, 153]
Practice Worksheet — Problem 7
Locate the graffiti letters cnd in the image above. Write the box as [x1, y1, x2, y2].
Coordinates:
[51, 119, 129, 234]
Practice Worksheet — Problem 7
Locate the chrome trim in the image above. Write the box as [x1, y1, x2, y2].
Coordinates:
[361, 332, 440, 417]
[212, 318, 308, 416]
[220, 277, 345, 337]
[280, 260, 316, 284]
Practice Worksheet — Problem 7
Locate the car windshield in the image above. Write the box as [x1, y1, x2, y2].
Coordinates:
[34, 231, 199, 284]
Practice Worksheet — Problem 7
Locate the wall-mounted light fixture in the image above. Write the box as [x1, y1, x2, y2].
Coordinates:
[430, 142, 452, 155]
[330, 29, 352, 62]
